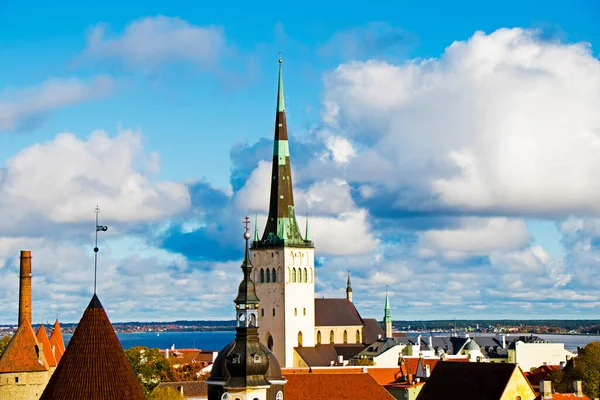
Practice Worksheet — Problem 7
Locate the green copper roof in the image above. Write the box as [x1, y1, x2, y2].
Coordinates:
[385, 291, 391, 311]
[277, 59, 285, 112]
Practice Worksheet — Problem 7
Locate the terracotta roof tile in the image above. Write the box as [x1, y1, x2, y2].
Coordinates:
[0, 319, 49, 373]
[282, 367, 402, 386]
[40, 294, 145, 400]
[36, 324, 57, 367]
[49, 319, 66, 355]
[284, 372, 395, 400]
[536, 395, 591, 400]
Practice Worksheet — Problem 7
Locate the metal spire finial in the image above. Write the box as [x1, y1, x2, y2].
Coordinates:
[93, 206, 108, 295]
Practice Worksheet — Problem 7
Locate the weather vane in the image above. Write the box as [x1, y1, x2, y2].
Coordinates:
[243, 216, 251, 240]
[93, 206, 109, 294]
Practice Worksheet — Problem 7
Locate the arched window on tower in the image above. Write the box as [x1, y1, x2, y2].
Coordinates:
[310, 268, 313, 282]
[272, 268, 277, 282]
[343, 330, 348, 344]
[294, 308, 297, 316]
[356, 330, 361, 343]
[266, 268, 271, 283]
[317, 331, 322, 345]
[330, 330, 335, 344]
[303, 268, 307, 283]
[268, 335, 274, 351]
[260, 268, 265, 283]
[292, 268, 297, 283]
[298, 331, 303, 347]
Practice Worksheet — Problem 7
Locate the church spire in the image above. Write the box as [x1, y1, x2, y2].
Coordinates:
[384, 290, 392, 338]
[255, 57, 312, 249]
[346, 271, 353, 303]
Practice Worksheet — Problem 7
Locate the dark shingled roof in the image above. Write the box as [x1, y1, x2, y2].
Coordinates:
[0, 318, 49, 373]
[416, 361, 522, 400]
[362, 318, 385, 344]
[40, 294, 145, 400]
[315, 299, 363, 327]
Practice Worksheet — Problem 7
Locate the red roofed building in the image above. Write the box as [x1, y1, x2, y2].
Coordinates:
[49, 319, 65, 363]
[284, 372, 395, 400]
[36, 325, 57, 369]
[0, 251, 55, 400]
[39, 294, 145, 400]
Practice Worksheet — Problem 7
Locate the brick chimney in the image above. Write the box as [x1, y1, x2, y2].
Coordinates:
[18, 250, 32, 326]
[573, 381, 583, 397]
[540, 380, 552, 398]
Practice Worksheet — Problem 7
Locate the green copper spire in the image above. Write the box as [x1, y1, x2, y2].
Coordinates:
[253, 214, 259, 242]
[305, 213, 310, 241]
[277, 55, 285, 112]
[384, 290, 392, 323]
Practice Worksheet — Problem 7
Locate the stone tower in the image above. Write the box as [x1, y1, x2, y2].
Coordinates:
[207, 220, 285, 400]
[251, 58, 315, 368]
[384, 291, 392, 338]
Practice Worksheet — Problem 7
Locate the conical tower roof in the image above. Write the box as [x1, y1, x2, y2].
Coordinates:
[40, 294, 145, 400]
[36, 324, 57, 367]
[49, 319, 65, 363]
[0, 318, 49, 373]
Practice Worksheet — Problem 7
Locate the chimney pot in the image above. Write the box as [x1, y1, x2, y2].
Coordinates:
[18, 250, 32, 327]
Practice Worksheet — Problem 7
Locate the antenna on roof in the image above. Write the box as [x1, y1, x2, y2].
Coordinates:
[93, 206, 108, 294]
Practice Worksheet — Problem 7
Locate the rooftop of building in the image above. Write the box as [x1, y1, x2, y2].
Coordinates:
[284, 372, 395, 400]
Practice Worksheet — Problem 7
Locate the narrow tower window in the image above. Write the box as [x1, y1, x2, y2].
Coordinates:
[294, 308, 297, 316]
[272, 268, 277, 283]
[273, 308, 276, 317]
[292, 268, 297, 283]
[303, 268, 307, 283]
[343, 330, 348, 344]
[261, 309, 264, 317]
[303, 308, 306, 316]
[266, 268, 271, 283]
[330, 330, 335, 344]
[268, 335, 274, 351]
[317, 331, 322, 345]
[298, 331, 303, 347]
[260, 269, 265, 283]
[356, 330, 361, 343]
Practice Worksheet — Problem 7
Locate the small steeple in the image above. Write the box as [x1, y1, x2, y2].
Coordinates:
[305, 213, 310, 241]
[254, 57, 312, 249]
[384, 290, 392, 338]
[346, 271, 353, 303]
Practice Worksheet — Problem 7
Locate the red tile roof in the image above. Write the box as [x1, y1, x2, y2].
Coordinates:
[0, 319, 49, 373]
[49, 319, 66, 357]
[36, 324, 57, 367]
[282, 367, 402, 386]
[537, 394, 591, 400]
[524, 365, 560, 387]
[40, 294, 145, 400]
[284, 372, 395, 400]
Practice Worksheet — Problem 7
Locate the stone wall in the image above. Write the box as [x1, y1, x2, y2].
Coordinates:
[0, 370, 52, 400]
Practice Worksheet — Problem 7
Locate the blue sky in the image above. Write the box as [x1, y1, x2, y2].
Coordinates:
[0, 0, 599, 323]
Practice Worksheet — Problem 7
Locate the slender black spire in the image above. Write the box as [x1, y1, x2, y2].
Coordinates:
[93, 206, 108, 294]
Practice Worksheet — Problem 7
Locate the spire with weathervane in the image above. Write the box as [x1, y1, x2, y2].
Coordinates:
[255, 56, 312, 249]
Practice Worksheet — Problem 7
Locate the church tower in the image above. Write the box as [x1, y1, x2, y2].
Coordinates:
[251, 58, 315, 368]
[384, 291, 392, 338]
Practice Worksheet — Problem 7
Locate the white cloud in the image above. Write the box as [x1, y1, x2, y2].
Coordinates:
[0, 76, 115, 131]
[419, 217, 531, 260]
[0, 129, 190, 232]
[80, 16, 226, 70]
[323, 28, 600, 217]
